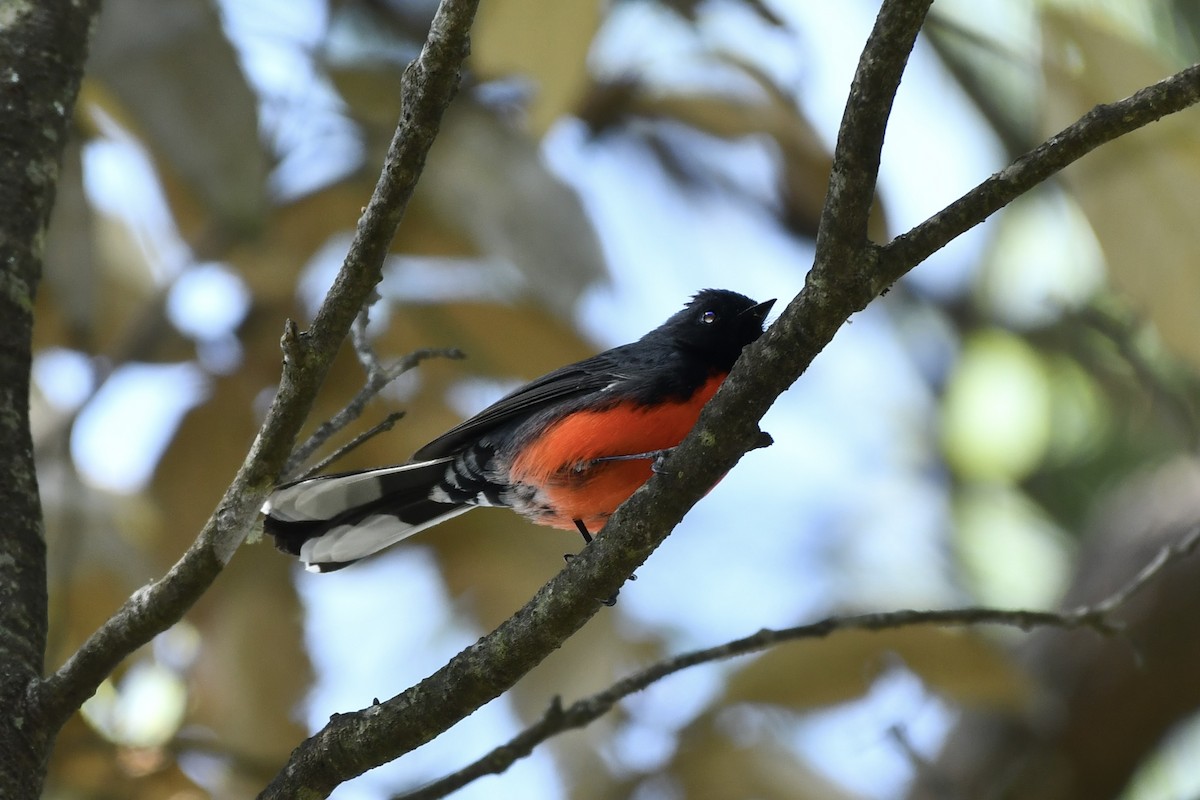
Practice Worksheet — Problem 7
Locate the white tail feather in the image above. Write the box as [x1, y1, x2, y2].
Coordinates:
[262, 459, 453, 521]
[299, 506, 473, 571]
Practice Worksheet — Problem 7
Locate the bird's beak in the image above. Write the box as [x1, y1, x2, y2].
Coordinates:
[746, 298, 776, 325]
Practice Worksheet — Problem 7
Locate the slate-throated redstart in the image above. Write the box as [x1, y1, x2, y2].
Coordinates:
[262, 289, 774, 572]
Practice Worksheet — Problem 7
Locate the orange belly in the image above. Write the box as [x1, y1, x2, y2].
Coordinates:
[509, 374, 724, 531]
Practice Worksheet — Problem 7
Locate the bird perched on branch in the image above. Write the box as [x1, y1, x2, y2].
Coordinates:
[263, 289, 774, 573]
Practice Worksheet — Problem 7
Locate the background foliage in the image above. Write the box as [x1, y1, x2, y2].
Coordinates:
[32, 0, 1200, 798]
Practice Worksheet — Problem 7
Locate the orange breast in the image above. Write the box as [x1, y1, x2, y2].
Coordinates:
[510, 374, 725, 531]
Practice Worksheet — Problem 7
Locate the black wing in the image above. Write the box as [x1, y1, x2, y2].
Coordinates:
[411, 347, 633, 460]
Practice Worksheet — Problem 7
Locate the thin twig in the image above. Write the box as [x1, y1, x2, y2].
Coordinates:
[283, 343, 464, 479]
[877, 62, 1200, 290]
[297, 411, 407, 480]
[351, 303, 385, 377]
[1074, 525, 1200, 618]
[887, 723, 939, 791]
[1074, 306, 1200, 451]
[394, 529, 1200, 800]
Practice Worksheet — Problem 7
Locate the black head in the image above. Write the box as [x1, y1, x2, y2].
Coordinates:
[655, 289, 775, 372]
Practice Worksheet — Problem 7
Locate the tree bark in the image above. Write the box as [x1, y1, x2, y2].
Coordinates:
[0, 1, 100, 797]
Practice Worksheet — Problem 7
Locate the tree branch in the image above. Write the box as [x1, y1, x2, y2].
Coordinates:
[284, 303, 464, 478]
[0, 1, 102, 794]
[31, 0, 478, 735]
[876, 62, 1200, 290]
[296, 411, 407, 481]
[1073, 306, 1200, 450]
[812, 0, 933, 286]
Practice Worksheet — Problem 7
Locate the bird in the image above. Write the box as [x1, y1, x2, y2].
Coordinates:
[262, 289, 775, 573]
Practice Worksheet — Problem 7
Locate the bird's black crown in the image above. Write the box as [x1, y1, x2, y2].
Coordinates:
[657, 289, 775, 372]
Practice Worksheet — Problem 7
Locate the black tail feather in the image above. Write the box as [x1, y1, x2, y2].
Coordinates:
[261, 458, 468, 569]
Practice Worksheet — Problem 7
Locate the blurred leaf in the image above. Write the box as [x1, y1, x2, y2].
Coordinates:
[1041, 9, 1200, 372]
[326, 63, 408, 157]
[721, 627, 1030, 711]
[38, 197, 192, 363]
[471, 0, 603, 134]
[87, 0, 269, 242]
[942, 330, 1052, 482]
[659, 0, 786, 27]
[42, 137, 98, 345]
[419, 101, 607, 315]
[186, 546, 312, 797]
[90, 218, 178, 357]
[925, 6, 1041, 156]
[955, 483, 1074, 609]
[975, 192, 1105, 328]
[721, 54, 888, 241]
[671, 723, 863, 800]
[581, 64, 888, 241]
[230, 176, 407, 306]
[1172, 0, 1200, 56]
[228, 173, 477, 314]
[42, 458, 162, 671]
[332, 67, 609, 314]
[47, 715, 201, 800]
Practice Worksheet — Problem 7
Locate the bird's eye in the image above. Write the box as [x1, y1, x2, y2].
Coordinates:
[700, 310, 718, 324]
